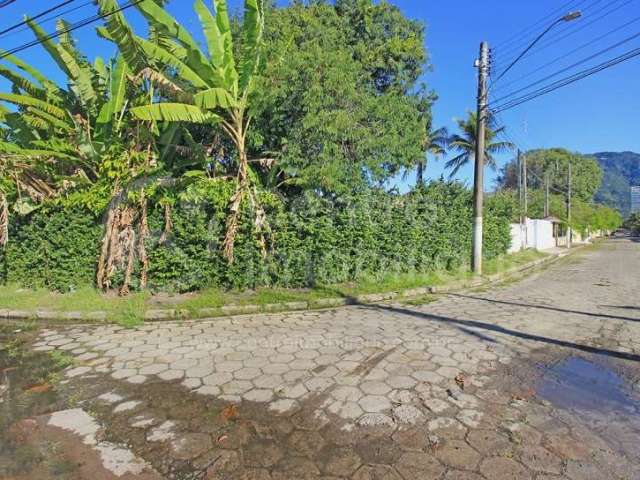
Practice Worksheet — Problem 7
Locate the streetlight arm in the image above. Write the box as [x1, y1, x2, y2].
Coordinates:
[493, 11, 581, 83]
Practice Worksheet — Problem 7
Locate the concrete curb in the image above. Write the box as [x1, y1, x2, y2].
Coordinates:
[0, 247, 581, 324]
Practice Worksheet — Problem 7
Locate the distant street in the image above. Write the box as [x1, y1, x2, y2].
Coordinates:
[10, 239, 640, 479]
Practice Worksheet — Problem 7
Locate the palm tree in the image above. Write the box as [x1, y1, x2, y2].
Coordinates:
[414, 117, 448, 186]
[445, 111, 514, 177]
[96, 0, 266, 262]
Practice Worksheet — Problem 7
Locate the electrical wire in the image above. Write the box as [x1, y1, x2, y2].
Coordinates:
[492, 0, 588, 51]
[493, 0, 604, 62]
[0, 0, 77, 37]
[494, 0, 611, 62]
[0, 0, 19, 8]
[492, 15, 640, 93]
[492, 29, 640, 104]
[0, 1, 94, 39]
[490, 45, 640, 113]
[493, 124, 569, 196]
[493, 0, 635, 71]
[0, 0, 144, 61]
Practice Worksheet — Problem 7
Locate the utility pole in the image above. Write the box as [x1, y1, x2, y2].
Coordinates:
[523, 151, 528, 219]
[517, 149, 524, 250]
[472, 41, 489, 275]
[517, 150, 522, 224]
[544, 171, 550, 217]
[567, 162, 572, 249]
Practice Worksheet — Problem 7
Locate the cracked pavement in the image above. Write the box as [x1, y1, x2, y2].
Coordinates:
[23, 239, 640, 479]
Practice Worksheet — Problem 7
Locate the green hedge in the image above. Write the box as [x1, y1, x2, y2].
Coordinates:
[0, 181, 515, 292]
[2, 206, 101, 291]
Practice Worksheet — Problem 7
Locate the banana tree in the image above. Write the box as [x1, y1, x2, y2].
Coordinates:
[0, 17, 138, 194]
[95, 0, 266, 262]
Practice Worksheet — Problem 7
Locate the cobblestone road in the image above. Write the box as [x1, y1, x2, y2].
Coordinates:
[31, 239, 640, 479]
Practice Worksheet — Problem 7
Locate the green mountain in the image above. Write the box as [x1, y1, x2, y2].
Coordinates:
[593, 151, 640, 217]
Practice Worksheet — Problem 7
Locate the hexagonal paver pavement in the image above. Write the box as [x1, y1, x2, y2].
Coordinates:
[30, 239, 640, 479]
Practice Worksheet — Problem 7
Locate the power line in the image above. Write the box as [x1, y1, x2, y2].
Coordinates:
[0, 0, 144, 61]
[494, 0, 635, 71]
[0, 0, 77, 37]
[0, 0, 19, 8]
[0, 1, 94, 39]
[494, 0, 604, 60]
[492, 124, 569, 195]
[494, 0, 615, 63]
[492, 0, 587, 51]
[492, 29, 640, 105]
[492, 15, 640, 93]
[491, 45, 640, 113]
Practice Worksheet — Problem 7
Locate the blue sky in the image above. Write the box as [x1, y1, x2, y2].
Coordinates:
[1, 0, 639, 191]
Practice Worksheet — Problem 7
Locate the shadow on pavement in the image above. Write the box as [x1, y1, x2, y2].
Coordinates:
[358, 302, 640, 363]
[445, 293, 640, 323]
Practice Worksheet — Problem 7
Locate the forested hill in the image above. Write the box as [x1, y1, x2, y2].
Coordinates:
[593, 151, 640, 217]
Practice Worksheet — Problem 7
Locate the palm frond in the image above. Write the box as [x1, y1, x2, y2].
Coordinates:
[445, 152, 470, 177]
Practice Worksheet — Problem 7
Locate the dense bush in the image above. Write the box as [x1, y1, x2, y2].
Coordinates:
[1, 206, 101, 291]
[1, 181, 514, 293]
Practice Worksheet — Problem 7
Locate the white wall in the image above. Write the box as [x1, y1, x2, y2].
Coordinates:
[509, 218, 556, 252]
[531, 219, 555, 250]
[509, 223, 525, 253]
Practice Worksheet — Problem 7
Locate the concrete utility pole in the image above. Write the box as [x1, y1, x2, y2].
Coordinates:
[523, 151, 528, 219]
[544, 171, 550, 217]
[472, 41, 489, 275]
[567, 162, 572, 249]
[517, 150, 522, 223]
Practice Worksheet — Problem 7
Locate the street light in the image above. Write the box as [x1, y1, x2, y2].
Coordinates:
[494, 11, 582, 83]
[471, 10, 582, 274]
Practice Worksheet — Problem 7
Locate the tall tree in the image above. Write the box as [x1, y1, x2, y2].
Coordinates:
[496, 148, 603, 202]
[445, 111, 513, 177]
[251, 0, 429, 194]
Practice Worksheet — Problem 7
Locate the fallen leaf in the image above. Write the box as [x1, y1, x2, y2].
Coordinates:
[455, 373, 465, 390]
[221, 404, 239, 421]
[25, 383, 52, 393]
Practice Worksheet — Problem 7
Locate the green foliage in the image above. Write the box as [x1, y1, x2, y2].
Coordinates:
[2, 181, 513, 293]
[48, 350, 74, 370]
[497, 148, 603, 203]
[594, 151, 640, 217]
[2, 206, 101, 291]
[251, 0, 429, 193]
[445, 112, 514, 177]
[500, 188, 622, 235]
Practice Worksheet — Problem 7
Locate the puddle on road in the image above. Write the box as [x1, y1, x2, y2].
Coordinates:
[537, 356, 640, 415]
[0, 324, 75, 478]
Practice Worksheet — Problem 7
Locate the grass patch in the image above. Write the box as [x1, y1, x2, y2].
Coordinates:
[482, 249, 549, 276]
[0, 249, 552, 322]
[48, 350, 74, 370]
[0, 285, 147, 327]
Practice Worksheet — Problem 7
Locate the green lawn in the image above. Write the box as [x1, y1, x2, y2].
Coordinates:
[0, 249, 549, 326]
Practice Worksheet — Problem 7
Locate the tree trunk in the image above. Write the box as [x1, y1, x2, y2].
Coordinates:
[416, 160, 425, 187]
[0, 193, 8, 247]
[138, 189, 149, 289]
[222, 114, 249, 263]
